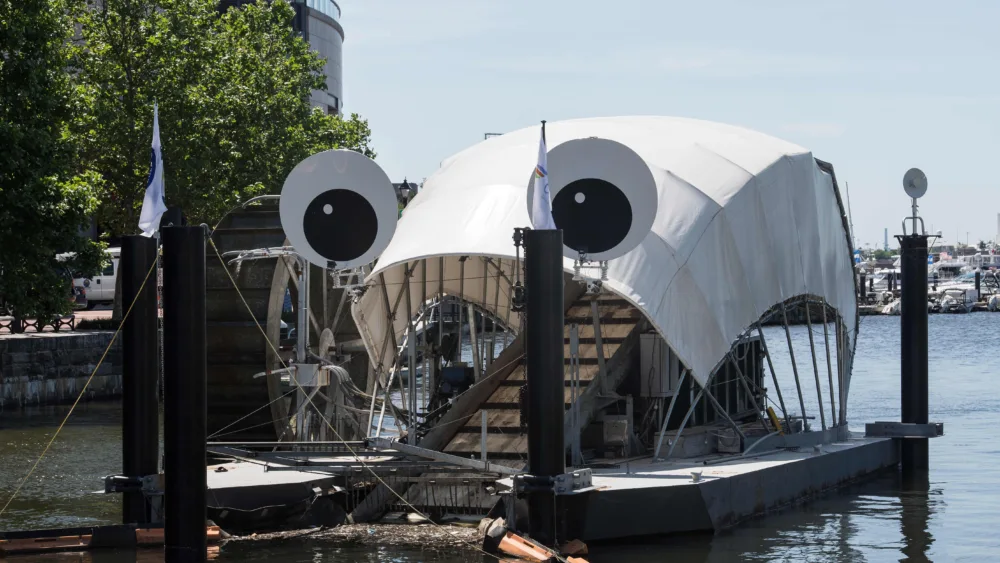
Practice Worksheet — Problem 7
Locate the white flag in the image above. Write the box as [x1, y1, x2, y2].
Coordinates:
[138, 103, 167, 237]
[530, 124, 556, 230]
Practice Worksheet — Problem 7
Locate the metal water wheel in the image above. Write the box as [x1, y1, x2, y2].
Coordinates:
[206, 201, 368, 443]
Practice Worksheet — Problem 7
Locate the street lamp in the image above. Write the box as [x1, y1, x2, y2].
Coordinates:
[399, 178, 411, 201]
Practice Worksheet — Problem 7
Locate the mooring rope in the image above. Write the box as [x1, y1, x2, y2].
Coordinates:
[207, 239, 508, 562]
[0, 257, 158, 520]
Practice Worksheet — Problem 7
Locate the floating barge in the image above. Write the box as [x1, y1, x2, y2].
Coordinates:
[10, 116, 939, 559]
[175, 116, 943, 551]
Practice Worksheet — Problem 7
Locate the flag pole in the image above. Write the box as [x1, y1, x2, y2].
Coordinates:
[541, 120, 546, 143]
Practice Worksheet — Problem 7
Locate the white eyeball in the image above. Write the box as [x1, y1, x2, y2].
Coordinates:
[527, 137, 658, 261]
[279, 149, 398, 270]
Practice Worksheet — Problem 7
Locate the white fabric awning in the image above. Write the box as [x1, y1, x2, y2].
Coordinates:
[352, 116, 857, 388]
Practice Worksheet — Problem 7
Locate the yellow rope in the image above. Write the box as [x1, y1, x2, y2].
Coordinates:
[0, 257, 158, 520]
[207, 239, 510, 562]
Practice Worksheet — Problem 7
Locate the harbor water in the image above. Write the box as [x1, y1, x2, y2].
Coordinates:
[2, 314, 999, 561]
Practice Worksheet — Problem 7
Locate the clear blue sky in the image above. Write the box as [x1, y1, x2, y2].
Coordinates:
[341, 0, 999, 250]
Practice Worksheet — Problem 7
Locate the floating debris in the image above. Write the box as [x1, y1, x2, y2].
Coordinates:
[228, 523, 482, 552]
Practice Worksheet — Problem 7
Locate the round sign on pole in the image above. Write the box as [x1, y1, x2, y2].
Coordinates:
[903, 168, 928, 199]
[279, 149, 398, 270]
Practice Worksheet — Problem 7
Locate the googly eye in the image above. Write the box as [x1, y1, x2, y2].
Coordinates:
[279, 149, 398, 270]
[528, 137, 658, 261]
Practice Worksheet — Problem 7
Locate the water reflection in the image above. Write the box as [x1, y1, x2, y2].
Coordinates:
[2, 315, 997, 561]
[899, 471, 934, 563]
[581, 470, 942, 563]
[5, 470, 939, 563]
[6, 548, 181, 563]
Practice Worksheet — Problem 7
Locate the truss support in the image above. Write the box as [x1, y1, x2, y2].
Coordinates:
[664, 387, 705, 460]
[591, 301, 608, 393]
[756, 321, 792, 432]
[804, 303, 827, 431]
[821, 300, 838, 427]
[781, 305, 809, 431]
[652, 369, 688, 460]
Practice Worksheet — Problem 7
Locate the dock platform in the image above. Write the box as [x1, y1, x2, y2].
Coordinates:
[528, 434, 898, 542]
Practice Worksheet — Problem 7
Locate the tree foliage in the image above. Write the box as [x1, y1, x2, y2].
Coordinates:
[872, 249, 894, 260]
[71, 0, 376, 233]
[0, 0, 104, 318]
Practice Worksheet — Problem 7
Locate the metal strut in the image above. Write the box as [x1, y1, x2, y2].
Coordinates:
[756, 321, 792, 432]
[727, 351, 769, 432]
[781, 305, 809, 431]
[804, 303, 827, 432]
[821, 300, 837, 427]
[665, 387, 705, 460]
[653, 369, 688, 460]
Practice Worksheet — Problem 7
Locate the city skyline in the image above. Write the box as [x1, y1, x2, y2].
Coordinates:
[339, 0, 999, 248]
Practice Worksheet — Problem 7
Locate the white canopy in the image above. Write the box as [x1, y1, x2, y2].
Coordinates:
[352, 116, 857, 388]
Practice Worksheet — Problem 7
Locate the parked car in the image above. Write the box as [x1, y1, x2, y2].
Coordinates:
[73, 247, 120, 309]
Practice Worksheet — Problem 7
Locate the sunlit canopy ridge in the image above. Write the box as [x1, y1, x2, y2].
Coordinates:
[352, 116, 858, 389]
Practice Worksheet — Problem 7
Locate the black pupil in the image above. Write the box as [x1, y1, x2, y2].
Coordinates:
[552, 178, 632, 254]
[303, 189, 378, 263]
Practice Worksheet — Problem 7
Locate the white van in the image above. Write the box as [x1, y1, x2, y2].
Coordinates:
[74, 247, 120, 309]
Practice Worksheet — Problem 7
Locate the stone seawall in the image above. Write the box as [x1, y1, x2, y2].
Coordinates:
[0, 331, 122, 409]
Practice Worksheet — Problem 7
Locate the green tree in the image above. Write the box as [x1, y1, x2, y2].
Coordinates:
[71, 0, 375, 232]
[873, 249, 894, 260]
[70, 0, 375, 317]
[0, 0, 104, 323]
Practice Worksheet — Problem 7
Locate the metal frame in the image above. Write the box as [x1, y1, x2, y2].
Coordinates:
[804, 303, 827, 431]
[651, 294, 855, 462]
[489, 262, 502, 367]
[821, 300, 838, 427]
[759, 295, 852, 433]
[838, 318, 848, 426]
[727, 351, 769, 431]
[479, 257, 489, 374]
[701, 383, 746, 442]
[591, 301, 608, 394]
[458, 256, 467, 363]
[781, 304, 809, 430]
[367, 437, 521, 475]
[569, 324, 583, 466]
[652, 369, 688, 459]
[468, 302, 481, 381]
[421, 259, 428, 421]
[664, 387, 705, 460]
[363, 255, 524, 439]
[366, 266, 417, 437]
[373, 308, 429, 438]
[403, 263, 417, 440]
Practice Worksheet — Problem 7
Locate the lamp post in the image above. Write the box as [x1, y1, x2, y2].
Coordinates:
[399, 179, 411, 202]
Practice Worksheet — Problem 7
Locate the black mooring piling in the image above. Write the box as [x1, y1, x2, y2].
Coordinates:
[162, 226, 208, 562]
[120, 235, 160, 525]
[523, 228, 565, 546]
[897, 233, 930, 472]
